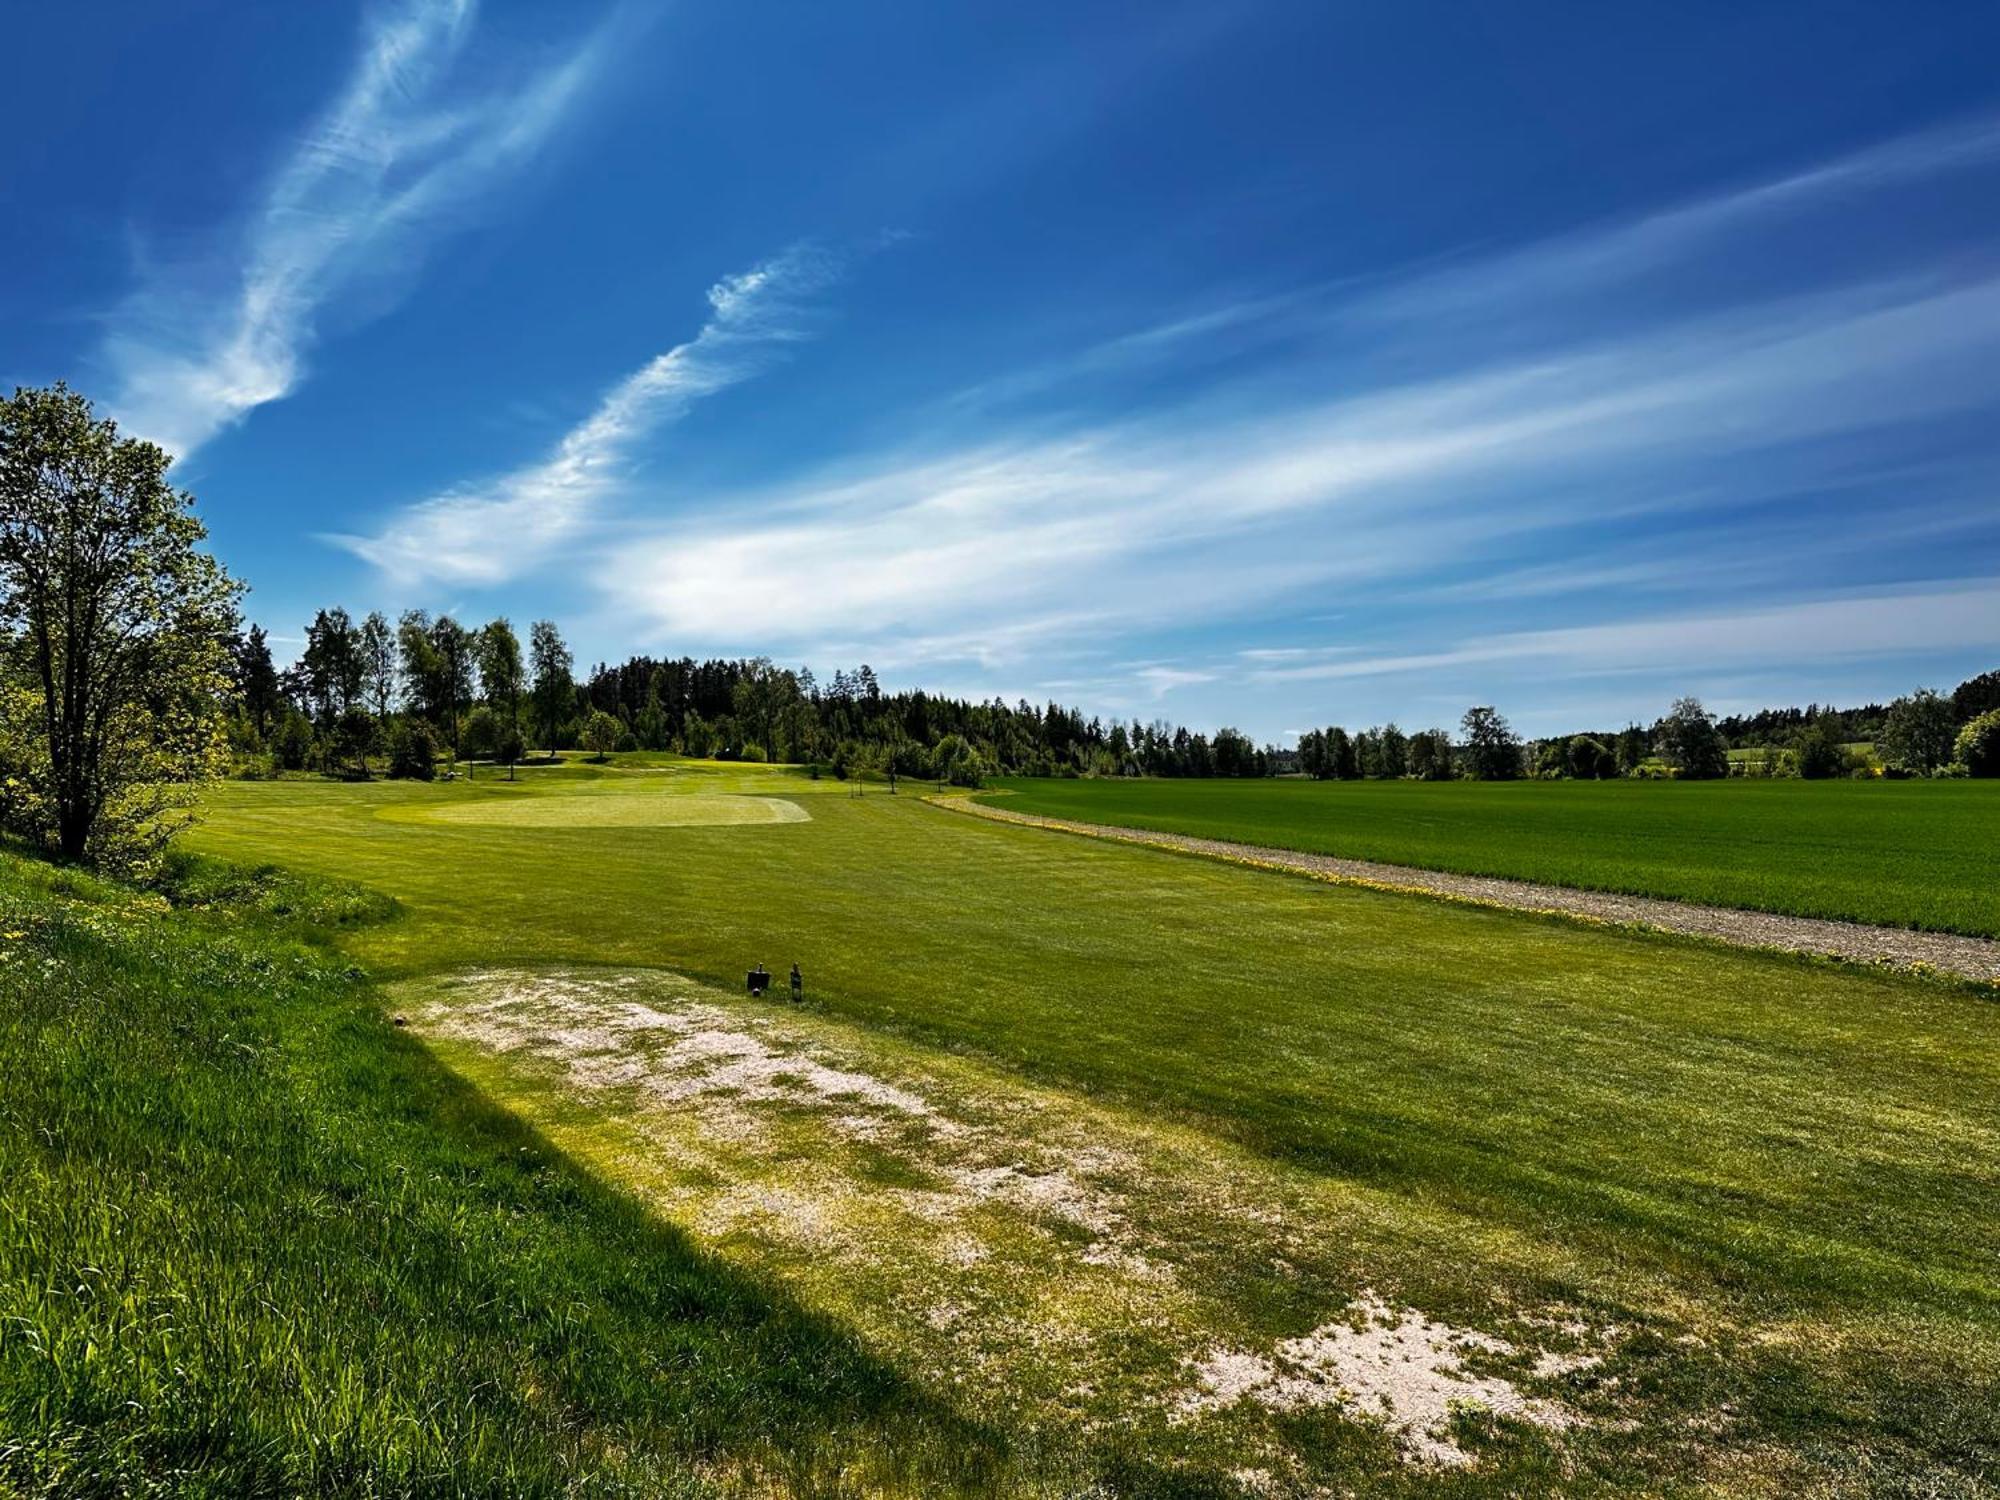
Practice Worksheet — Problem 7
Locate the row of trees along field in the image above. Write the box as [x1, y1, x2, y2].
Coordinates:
[237, 598, 2000, 789]
[1298, 687, 2000, 784]
[228, 611, 1292, 786]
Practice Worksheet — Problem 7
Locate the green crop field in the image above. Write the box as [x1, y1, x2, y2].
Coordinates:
[982, 776, 2000, 936]
[16, 755, 1961, 1495]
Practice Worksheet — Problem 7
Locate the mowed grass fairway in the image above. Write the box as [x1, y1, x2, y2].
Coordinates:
[172, 760, 2000, 1495]
[986, 776, 2000, 936]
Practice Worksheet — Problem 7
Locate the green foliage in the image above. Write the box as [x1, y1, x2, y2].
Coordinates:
[0, 849, 1005, 1495]
[1406, 728, 1452, 780]
[1565, 735, 1616, 780]
[1955, 707, 2000, 778]
[1656, 697, 1729, 780]
[1458, 705, 1521, 780]
[1951, 668, 2000, 724]
[1793, 717, 1847, 780]
[461, 703, 498, 760]
[930, 733, 985, 788]
[528, 619, 573, 757]
[272, 709, 315, 772]
[580, 708, 623, 761]
[386, 717, 437, 781]
[0, 384, 240, 869]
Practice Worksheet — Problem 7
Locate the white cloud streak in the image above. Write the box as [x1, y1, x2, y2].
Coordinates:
[602, 272, 2000, 662]
[334, 247, 833, 585]
[103, 0, 604, 460]
[1244, 581, 2000, 685]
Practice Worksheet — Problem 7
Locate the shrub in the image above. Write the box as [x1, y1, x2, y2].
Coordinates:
[461, 705, 498, 760]
[1794, 720, 1846, 780]
[387, 719, 437, 781]
[1566, 735, 1616, 780]
[738, 742, 768, 763]
[272, 710, 315, 772]
[1955, 708, 2000, 778]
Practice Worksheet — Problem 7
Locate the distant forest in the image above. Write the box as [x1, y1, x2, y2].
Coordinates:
[232, 607, 2000, 783]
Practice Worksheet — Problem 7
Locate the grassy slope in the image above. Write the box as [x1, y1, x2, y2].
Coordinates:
[981, 776, 2000, 936]
[0, 849, 1039, 1498]
[173, 762, 2000, 1492]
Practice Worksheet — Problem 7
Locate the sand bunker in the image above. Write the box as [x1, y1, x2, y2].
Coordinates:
[404, 793, 810, 829]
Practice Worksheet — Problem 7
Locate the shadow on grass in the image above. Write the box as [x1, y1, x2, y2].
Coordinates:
[0, 853, 1240, 1499]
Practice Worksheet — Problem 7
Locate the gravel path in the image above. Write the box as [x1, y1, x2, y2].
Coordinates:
[940, 797, 2000, 985]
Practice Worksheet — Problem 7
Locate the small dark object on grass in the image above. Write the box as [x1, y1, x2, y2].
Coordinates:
[790, 963, 803, 1003]
[391, 1015, 408, 1027]
[746, 964, 771, 997]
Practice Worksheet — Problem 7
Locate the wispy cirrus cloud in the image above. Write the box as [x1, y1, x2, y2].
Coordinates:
[334, 246, 836, 585]
[1244, 580, 2000, 685]
[601, 269, 2000, 663]
[103, 0, 609, 460]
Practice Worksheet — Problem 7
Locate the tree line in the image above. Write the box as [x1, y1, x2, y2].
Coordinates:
[227, 610, 1310, 786]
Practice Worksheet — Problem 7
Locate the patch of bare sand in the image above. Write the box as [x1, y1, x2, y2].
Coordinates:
[1184, 1291, 1591, 1466]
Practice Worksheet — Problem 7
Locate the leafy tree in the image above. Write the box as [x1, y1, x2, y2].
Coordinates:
[1655, 697, 1729, 780]
[273, 709, 315, 772]
[1407, 728, 1452, 780]
[1458, 706, 1521, 780]
[461, 705, 498, 760]
[1328, 726, 1357, 780]
[397, 609, 441, 718]
[1955, 708, 2000, 778]
[529, 619, 573, 758]
[386, 717, 437, 781]
[1295, 728, 1328, 780]
[1793, 717, 1846, 780]
[1376, 722, 1408, 779]
[350, 611, 391, 718]
[581, 708, 623, 761]
[301, 607, 362, 733]
[333, 705, 379, 777]
[930, 733, 984, 787]
[1211, 726, 1258, 777]
[0, 384, 239, 866]
[476, 618, 523, 740]
[1566, 735, 1616, 780]
[1880, 688, 1957, 775]
[1614, 724, 1650, 775]
[428, 615, 474, 753]
[1951, 669, 2000, 725]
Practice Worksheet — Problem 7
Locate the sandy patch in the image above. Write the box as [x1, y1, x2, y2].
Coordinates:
[1184, 1291, 1585, 1465]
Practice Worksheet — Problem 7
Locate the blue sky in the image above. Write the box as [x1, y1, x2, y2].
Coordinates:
[6, 1, 2000, 739]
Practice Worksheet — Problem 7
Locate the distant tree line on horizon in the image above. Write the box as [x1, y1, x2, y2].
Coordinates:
[226, 601, 2000, 787]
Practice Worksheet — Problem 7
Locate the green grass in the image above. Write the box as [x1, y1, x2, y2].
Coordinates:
[140, 759, 2000, 1493]
[979, 775, 2000, 935]
[0, 850, 1049, 1498]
